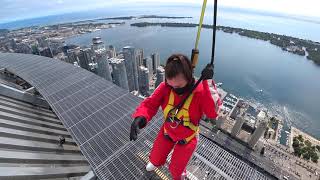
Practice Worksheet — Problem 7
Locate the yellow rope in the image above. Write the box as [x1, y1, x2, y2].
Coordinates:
[195, 0, 208, 49]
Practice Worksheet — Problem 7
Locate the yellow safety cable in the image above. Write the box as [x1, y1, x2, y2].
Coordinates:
[191, 0, 208, 70]
[195, 0, 208, 49]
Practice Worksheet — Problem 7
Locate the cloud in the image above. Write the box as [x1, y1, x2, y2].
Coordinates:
[219, 0, 320, 18]
[0, 0, 319, 23]
[146, 0, 320, 18]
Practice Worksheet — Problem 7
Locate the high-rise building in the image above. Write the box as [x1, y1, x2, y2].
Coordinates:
[59, 55, 69, 63]
[31, 44, 40, 55]
[216, 115, 226, 129]
[10, 38, 17, 49]
[143, 57, 153, 80]
[78, 48, 92, 70]
[107, 45, 116, 58]
[36, 36, 49, 48]
[123, 46, 139, 92]
[66, 47, 80, 64]
[248, 120, 268, 148]
[48, 38, 63, 55]
[136, 48, 144, 66]
[89, 62, 98, 74]
[62, 44, 79, 56]
[231, 115, 246, 137]
[96, 49, 112, 81]
[109, 58, 129, 90]
[39, 47, 53, 58]
[138, 66, 150, 96]
[155, 66, 165, 88]
[91, 37, 105, 51]
[116, 51, 124, 59]
[15, 43, 32, 54]
[151, 52, 160, 73]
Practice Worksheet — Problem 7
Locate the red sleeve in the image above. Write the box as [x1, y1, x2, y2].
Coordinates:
[201, 80, 220, 119]
[132, 82, 166, 123]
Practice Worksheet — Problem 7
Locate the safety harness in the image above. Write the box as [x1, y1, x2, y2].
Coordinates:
[161, 0, 219, 145]
[163, 90, 199, 145]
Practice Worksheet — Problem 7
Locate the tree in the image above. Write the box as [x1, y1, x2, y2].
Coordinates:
[303, 152, 311, 160]
[294, 147, 303, 157]
[300, 147, 307, 155]
[311, 152, 319, 163]
[292, 138, 300, 148]
[297, 135, 304, 142]
[316, 145, 320, 152]
[305, 140, 312, 147]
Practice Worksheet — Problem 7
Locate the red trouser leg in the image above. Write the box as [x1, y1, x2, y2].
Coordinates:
[169, 136, 198, 180]
[149, 127, 175, 166]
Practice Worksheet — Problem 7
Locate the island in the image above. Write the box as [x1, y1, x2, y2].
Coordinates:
[138, 15, 192, 19]
[97, 15, 192, 21]
[131, 22, 320, 65]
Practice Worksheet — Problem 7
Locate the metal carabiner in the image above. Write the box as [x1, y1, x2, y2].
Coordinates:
[168, 108, 181, 129]
[170, 119, 180, 129]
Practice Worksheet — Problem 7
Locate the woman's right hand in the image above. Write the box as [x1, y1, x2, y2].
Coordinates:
[201, 64, 214, 80]
[130, 116, 147, 141]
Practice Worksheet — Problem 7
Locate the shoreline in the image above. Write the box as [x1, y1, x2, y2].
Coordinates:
[130, 22, 320, 65]
[291, 126, 320, 147]
[2, 17, 319, 66]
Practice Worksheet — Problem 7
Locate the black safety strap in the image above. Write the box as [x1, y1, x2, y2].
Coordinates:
[168, 0, 218, 117]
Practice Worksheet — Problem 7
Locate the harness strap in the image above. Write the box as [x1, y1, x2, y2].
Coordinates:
[163, 126, 199, 145]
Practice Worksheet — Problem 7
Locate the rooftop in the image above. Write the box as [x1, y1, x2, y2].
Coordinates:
[0, 53, 274, 180]
[109, 57, 125, 64]
[0, 94, 89, 179]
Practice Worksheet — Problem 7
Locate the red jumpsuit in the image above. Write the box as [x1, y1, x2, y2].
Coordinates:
[132, 80, 220, 179]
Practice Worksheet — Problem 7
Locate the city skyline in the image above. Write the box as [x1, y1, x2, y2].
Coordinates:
[68, 37, 164, 96]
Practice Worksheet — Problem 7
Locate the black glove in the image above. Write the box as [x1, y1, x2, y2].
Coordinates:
[201, 64, 214, 80]
[130, 116, 147, 141]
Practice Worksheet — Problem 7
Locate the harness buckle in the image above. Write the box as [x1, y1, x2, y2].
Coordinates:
[167, 108, 179, 122]
[167, 109, 182, 129]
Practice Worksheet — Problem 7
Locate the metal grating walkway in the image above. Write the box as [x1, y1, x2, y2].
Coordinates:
[0, 53, 272, 180]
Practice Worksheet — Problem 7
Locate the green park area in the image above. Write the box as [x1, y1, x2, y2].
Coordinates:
[292, 135, 319, 163]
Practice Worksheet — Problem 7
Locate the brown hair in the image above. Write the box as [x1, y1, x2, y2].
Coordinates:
[165, 54, 193, 83]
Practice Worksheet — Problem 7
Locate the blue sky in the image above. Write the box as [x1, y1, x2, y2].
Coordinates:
[1, 0, 319, 23]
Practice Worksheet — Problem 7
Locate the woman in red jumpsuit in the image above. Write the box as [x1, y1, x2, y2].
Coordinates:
[130, 54, 221, 180]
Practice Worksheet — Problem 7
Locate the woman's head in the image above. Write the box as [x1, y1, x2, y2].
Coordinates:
[165, 54, 193, 90]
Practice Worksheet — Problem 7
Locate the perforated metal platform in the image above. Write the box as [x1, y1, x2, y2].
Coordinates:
[0, 53, 271, 180]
